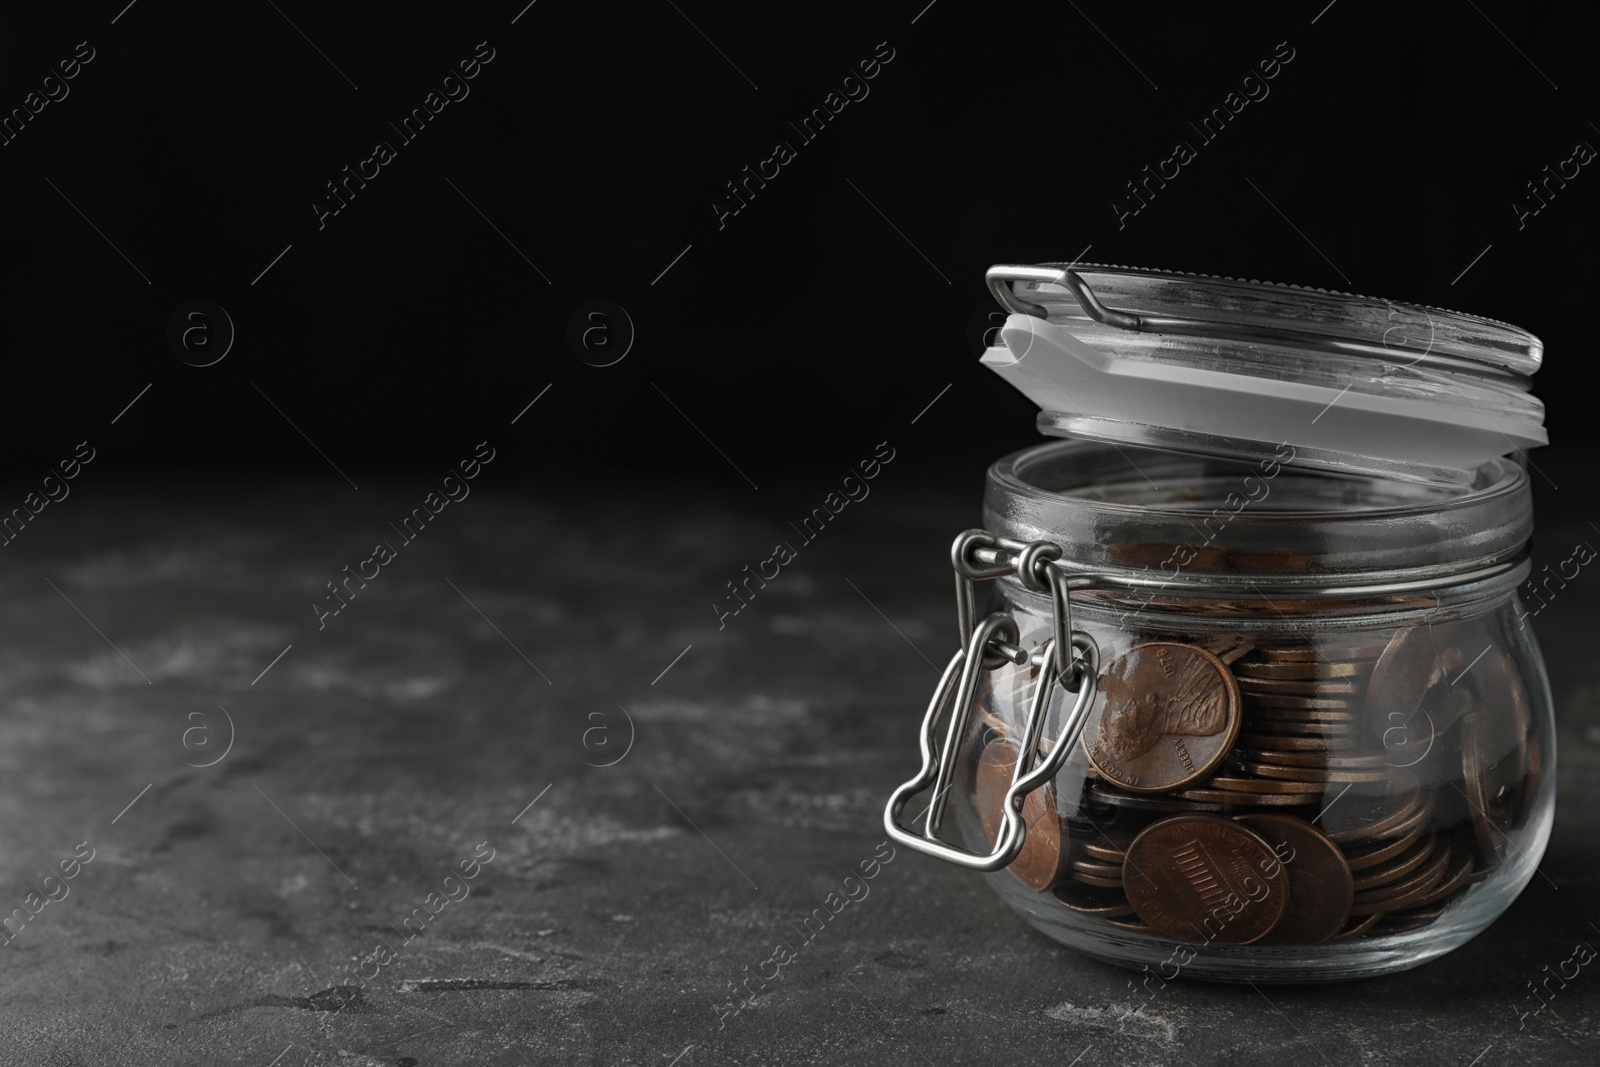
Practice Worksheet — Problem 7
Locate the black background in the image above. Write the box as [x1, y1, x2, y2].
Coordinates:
[0, 1, 1590, 491]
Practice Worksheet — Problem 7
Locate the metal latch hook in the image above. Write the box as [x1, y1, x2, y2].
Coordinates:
[883, 617, 1099, 872]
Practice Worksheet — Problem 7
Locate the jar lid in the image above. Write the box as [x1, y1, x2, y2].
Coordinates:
[981, 264, 1547, 488]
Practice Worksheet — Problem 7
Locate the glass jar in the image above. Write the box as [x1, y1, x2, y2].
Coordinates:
[884, 265, 1552, 982]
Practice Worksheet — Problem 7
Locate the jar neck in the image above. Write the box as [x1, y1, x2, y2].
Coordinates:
[983, 440, 1533, 593]
[986, 557, 1529, 628]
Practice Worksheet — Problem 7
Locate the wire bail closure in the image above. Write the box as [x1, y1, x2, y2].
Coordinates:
[884, 532, 1101, 871]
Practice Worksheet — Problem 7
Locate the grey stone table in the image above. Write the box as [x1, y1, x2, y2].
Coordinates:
[1, 461, 1596, 1066]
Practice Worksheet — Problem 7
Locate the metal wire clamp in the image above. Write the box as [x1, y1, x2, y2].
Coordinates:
[884, 535, 1101, 871]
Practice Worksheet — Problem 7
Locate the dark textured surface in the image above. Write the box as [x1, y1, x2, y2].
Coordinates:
[1, 462, 1597, 1067]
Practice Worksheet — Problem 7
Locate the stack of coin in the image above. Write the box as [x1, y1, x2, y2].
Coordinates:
[966, 621, 1536, 946]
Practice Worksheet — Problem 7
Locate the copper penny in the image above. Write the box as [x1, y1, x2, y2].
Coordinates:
[1341, 824, 1427, 871]
[1246, 694, 1360, 710]
[1237, 733, 1359, 752]
[1254, 643, 1386, 663]
[1069, 858, 1125, 881]
[1318, 771, 1422, 844]
[1363, 622, 1455, 741]
[1122, 815, 1288, 944]
[1176, 788, 1322, 807]
[1327, 913, 1383, 941]
[1350, 834, 1438, 892]
[1350, 841, 1452, 913]
[1199, 634, 1254, 665]
[1236, 814, 1354, 945]
[1203, 776, 1334, 795]
[1072, 870, 1128, 889]
[1088, 784, 1225, 814]
[1246, 709, 1362, 724]
[1080, 831, 1134, 863]
[975, 738, 1068, 891]
[1460, 710, 1515, 867]
[1237, 750, 1391, 769]
[1249, 720, 1362, 738]
[1416, 839, 1476, 906]
[1357, 792, 1432, 845]
[1237, 678, 1360, 696]
[1052, 879, 1136, 917]
[1234, 660, 1365, 680]
[1468, 654, 1531, 799]
[973, 736, 1017, 824]
[1232, 761, 1394, 785]
[1085, 643, 1242, 794]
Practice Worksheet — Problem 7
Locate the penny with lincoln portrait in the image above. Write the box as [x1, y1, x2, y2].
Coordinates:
[1085, 642, 1242, 794]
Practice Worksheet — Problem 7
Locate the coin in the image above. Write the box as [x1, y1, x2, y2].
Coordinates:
[1052, 878, 1136, 917]
[1253, 643, 1386, 663]
[1327, 913, 1383, 940]
[1318, 767, 1420, 844]
[1233, 661, 1365, 680]
[1349, 840, 1452, 913]
[1176, 788, 1322, 807]
[1088, 784, 1225, 813]
[1069, 858, 1125, 882]
[1317, 770, 1421, 844]
[1199, 634, 1254, 665]
[1414, 838, 1472, 908]
[1364, 622, 1464, 741]
[975, 738, 1068, 891]
[1085, 643, 1242, 794]
[1460, 710, 1515, 867]
[1237, 733, 1359, 752]
[1416, 840, 1475, 907]
[1122, 815, 1288, 944]
[1245, 694, 1361, 710]
[1341, 824, 1427, 872]
[974, 736, 1018, 823]
[1365, 792, 1433, 843]
[1202, 777, 1334, 795]
[1247, 720, 1362, 738]
[1072, 869, 1129, 889]
[1230, 761, 1395, 785]
[1520, 731, 1544, 825]
[1245, 709, 1363, 724]
[1080, 831, 1134, 863]
[1237, 750, 1392, 769]
[1236, 814, 1354, 945]
[1350, 834, 1439, 893]
[1237, 678, 1361, 696]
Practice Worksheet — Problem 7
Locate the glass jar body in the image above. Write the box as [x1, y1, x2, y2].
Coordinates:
[945, 441, 1552, 982]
